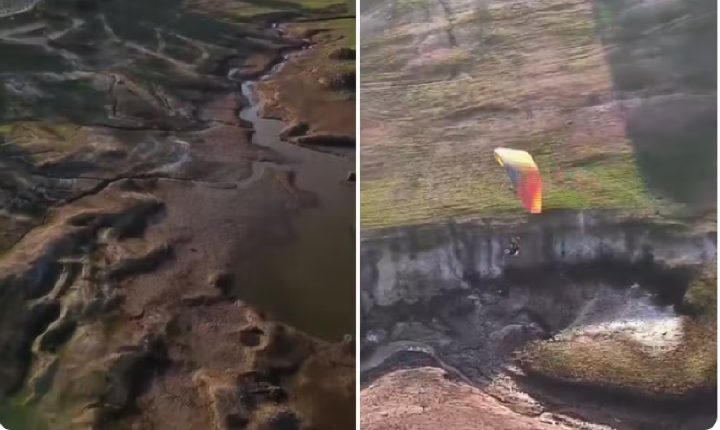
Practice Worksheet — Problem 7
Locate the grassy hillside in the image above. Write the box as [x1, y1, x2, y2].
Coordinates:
[360, 0, 716, 229]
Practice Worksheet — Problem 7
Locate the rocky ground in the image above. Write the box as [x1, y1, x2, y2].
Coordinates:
[359, 0, 716, 429]
[362, 367, 617, 430]
[0, 0, 356, 429]
[360, 219, 716, 429]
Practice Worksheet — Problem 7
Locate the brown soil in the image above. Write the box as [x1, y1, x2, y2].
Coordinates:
[359, 220, 716, 430]
[256, 22, 356, 139]
[363, 367, 715, 430]
[0, 1, 355, 429]
[0, 120, 354, 430]
[362, 367, 561, 430]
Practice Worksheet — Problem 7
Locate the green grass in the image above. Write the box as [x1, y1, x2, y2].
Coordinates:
[189, 0, 351, 18]
[359, 0, 715, 230]
[0, 390, 49, 430]
[360, 142, 657, 229]
[682, 266, 717, 317]
[331, 17, 356, 48]
[519, 264, 717, 397]
[0, 121, 88, 164]
[288, 0, 349, 10]
[291, 16, 356, 49]
[537, 150, 655, 211]
[393, 0, 432, 14]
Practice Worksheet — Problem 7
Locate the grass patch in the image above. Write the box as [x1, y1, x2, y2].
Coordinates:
[288, 0, 349, 10]
[328, 17, 356, 49]
[0, 120, 87, 164]
[0, 379, 54, 430]
[359, 0, 714, 229]
[187, 0, 350, 18]
[0, 121, 82, 141]
[0, 392, 48, 430]
[682, 266, 717, 316]
[393, 0, 431, 14]
[537, 150, 655, 211]
[291, 17, 356, 49]
[518, 264, 717, 397]
[360, 137, 657, 229]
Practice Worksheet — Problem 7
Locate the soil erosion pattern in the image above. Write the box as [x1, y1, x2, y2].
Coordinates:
[0, 0, 357, 429]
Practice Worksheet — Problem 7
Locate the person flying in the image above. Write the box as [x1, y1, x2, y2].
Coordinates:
[505, 236, 521, 256]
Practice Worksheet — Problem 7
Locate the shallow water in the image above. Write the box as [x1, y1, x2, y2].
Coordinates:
[236, 76, 355, 342]
[0, 395, 48, 430]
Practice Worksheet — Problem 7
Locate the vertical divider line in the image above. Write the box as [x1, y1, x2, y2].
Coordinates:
[715, 20, 720, 428]
[354, 0, 362, 429]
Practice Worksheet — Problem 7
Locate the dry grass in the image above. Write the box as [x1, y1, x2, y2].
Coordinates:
[519, 264, 717, 397]
[0, 121, 87, 164]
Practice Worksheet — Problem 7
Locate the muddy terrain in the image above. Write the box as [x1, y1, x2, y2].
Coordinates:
[360, 217, 716, 429]
[0, 0, 356, 429]
[360, 0, 716, 429]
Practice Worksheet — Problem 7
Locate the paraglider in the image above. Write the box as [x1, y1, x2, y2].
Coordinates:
[505, 236, 521, 256]
[493, 147, 542, 214]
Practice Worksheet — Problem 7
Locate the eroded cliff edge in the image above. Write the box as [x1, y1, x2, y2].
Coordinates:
[360, 213, 716, 430]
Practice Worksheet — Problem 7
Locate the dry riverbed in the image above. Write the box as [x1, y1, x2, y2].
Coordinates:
[0, 0, 356, 429]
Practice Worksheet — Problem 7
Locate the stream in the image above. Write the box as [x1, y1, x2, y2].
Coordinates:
[233, 25, 355, 342]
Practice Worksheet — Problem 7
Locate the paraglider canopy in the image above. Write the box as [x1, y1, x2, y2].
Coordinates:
[493, 147, 542, 214]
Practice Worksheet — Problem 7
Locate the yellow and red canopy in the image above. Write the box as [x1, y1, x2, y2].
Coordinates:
[494, 147, 542, 214]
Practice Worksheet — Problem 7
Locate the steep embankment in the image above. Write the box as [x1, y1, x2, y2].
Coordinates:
[360, 216, 716, 430]
[361, 213, 714, 309]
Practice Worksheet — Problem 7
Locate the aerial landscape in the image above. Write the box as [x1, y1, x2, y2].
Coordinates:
[359, 0, 716, 429]
[0, 0, 356, 429]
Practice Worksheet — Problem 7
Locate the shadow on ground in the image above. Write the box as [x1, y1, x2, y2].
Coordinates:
[594, 0, 717, 211]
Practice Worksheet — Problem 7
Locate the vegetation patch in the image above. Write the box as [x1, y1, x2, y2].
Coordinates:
[0, 391, 48, 430]
[187, 0, 351, 19]
[0, 121, 88, 164]
[359, 0, 715, 230]
[360, 136, 658, 229]
[302, 17, 356, 49]
[518, 264, 717, 398]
